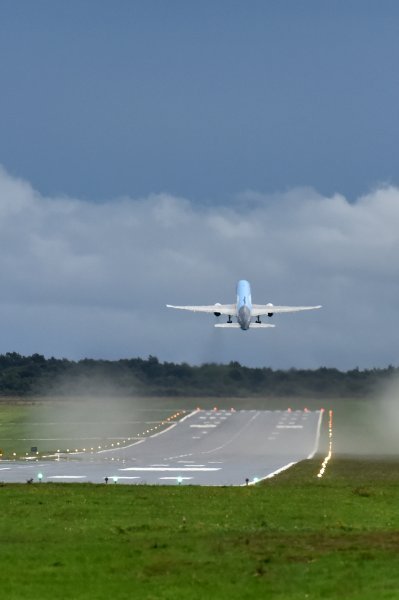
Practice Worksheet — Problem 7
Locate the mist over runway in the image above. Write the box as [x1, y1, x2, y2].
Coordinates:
[0, 410, 323, 486]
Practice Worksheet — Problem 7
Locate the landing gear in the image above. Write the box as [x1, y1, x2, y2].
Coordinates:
[227, 315, 232, 324]
[256, 316, 261, 324]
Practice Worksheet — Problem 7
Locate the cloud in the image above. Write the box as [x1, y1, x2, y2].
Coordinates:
[0, 165, 398, 369]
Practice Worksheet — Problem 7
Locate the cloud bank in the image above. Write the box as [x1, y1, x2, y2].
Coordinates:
[0, 165, 398, 369]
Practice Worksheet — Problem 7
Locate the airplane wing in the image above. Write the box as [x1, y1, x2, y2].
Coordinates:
[166, 304, 236, 315]
[252, 304, 322, 316]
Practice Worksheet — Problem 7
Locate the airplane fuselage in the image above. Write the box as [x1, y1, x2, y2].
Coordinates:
[236, 279, 252, 330]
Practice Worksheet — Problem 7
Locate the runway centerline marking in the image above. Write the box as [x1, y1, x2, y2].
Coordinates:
[201, 411, 260, 455]
[119, 467, 220, 472]
[159, 477, 193, 480]
[47, 475, 87, 479]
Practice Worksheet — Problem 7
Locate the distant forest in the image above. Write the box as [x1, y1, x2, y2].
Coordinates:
[0, 352, 397, 398]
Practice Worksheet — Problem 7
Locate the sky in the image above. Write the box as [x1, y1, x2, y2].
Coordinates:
[0, 1, 399, 369]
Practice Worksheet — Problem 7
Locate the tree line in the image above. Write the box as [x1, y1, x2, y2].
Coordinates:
[0, 352, 396, 398]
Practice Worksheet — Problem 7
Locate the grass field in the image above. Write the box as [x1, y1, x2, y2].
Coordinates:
[0, 457, 399, 599]
[0, 397, 398, 598]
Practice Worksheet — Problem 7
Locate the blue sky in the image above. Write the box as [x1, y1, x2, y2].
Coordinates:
[0, 2, 399, 369]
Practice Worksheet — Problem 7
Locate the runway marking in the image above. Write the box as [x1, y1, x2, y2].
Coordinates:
[308, 410, 324, 459]
[201, 411, 260, 455]
[276, 425, 303, 429]
[98, 438, 146, 453]
[47, 475, 87, 479]
[245, 462, 297, 486]
[190, 424, 217, 428]
[0, 467, 11, 471]
[159, 477, 193, 481]
[119, 467, 220, 472]
[150, 464, 170, 467]
[112, 476, 140, 480]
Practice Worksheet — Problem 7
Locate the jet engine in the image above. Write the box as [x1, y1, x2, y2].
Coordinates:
[214, 302, 222, 317]
[266, 302, 274, 317]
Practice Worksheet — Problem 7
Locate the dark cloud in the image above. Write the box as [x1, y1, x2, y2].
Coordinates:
[0, 166, 398, 368]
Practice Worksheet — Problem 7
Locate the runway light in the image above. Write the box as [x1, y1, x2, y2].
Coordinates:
[317, 410, 333, 479]
[253, 477, 259, 484]
[113, 477, 118, 484]
[177, 476, 183, 485]
[37, 472, 43, 482]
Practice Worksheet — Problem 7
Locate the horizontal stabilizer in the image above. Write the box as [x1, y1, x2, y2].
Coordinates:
[215, 323, 276, 329]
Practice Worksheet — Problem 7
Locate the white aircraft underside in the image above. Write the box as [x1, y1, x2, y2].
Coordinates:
[167, 280, 321, 331]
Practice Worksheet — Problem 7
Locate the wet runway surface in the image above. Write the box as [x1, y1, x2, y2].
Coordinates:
[0, 409, 323, 486]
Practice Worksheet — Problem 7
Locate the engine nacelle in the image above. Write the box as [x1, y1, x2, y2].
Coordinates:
[266, 302, 274, 317]
[214, 302, 222, 317]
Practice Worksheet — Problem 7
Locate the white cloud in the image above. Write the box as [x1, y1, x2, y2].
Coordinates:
[0, 165, 398, 368]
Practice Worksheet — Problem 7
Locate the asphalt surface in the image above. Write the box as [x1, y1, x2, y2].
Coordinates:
[0, 409, 323, 486]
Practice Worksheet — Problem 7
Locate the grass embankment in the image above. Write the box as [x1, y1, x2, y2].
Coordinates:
[1, 457, 399, 599]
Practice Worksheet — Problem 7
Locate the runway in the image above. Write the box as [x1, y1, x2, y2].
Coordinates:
[0, 409, 323, 486]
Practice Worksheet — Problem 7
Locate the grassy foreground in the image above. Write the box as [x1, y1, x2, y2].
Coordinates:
[1, 457, 399, 599]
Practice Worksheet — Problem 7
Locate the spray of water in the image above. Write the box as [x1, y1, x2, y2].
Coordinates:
[333, 376, 399, 456]
[26, 373, 170, 454]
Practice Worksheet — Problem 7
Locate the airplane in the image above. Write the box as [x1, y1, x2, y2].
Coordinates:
[167, 279, 321, 330]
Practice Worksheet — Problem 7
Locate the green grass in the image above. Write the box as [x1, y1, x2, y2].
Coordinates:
[1, 457, 399, 599]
